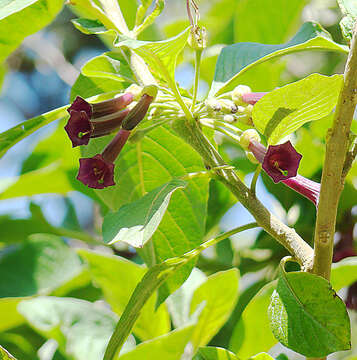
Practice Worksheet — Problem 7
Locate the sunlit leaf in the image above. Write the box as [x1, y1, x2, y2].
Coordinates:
[211, 22, 348, 96]
[115, 28, 190, 84]
[331, 257, 357, 291]
[18, 296, 135, 360]
[103, 179, 187, 247]
[230, 282, 277, 358]
[193, 346, 239, 360]
[0, 0, 63, 63]
[252, 73, 343, 144]
[0, 234, 83, 297]
[190, 269, 239, 349]
[118, 325, 195, 360]
[77, 249, 170, 341]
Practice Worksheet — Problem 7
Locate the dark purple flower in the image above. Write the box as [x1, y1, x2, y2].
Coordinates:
[242, 92, 268, 105]
[64, 110, 93, 147]
[260, 141, 302, 183]
[77, 154, 115, 189]
[67, 96, 92, 118]
[248, 140, 320, 207]
[65, 93, 133, 147]
[76, 129, 131, 189]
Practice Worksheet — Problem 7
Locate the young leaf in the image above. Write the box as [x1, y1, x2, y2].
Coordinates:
[115, 27, 190, 84]
[331, 257, 357, 291]
[230, 282, 277, 358]
[71, 18, 117, 38]
[0, 0, 63, 63]
[0, 234, 83, 298]
[77, 249, 170, 341]
[193, 346, 239, 360]
[210, 21, 348, 96]
[0, 298, 25, 332]
[103, 179, 187, 247]
[118, 325, 195, 360]
[17, 296, 132, 360]
[268, 269, 351, 357]
[190, 269, 239, 349]
[252, 73, 343, 144]
[81, 52, 135, 83]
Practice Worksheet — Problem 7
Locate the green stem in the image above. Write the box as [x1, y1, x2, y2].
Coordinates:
[250, 165, 261, 195]
[191, 50, 202, 111]
[313, 23, 357, 280]
[103, 223, 257, 360]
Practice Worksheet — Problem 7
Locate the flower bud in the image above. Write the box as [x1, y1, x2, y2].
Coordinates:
[223, 114, 235, 123]
[239, 129, 261, 150]
[232, 85, 252, 105]
[205, 97, 222, 112]
[218, 99, 238, 114]
[122, 85, 158, 131]
[241, 92, 268, 105]
[188, 25, 207, 50]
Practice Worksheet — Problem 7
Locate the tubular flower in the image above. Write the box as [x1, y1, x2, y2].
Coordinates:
[248, 139, 320, 207]
[122, 85, 158, 130]
[65, 93, 134, 147]
[77, 129, 131, 189]
[241, 92, 268, 105]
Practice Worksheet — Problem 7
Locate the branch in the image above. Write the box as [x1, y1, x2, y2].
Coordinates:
[313, 22, 357, 280]
[172, 120, 314, 270]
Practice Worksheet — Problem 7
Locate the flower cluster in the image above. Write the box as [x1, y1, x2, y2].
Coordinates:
[65, 85, 157, 189]
[204, 85, 268, 126]
[239, 129, 320, 207]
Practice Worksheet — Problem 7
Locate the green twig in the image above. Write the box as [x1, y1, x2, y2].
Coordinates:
[250, 165, 262, 195]
[313, 23, 357, 280]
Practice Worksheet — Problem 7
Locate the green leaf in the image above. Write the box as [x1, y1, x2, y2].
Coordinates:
[166, 268, 207, 328]
[81, 51, 135, 83]
[268, 269, 351, 357]
[77, 249, 170, 341]
[82, 125, 209, 300]
[17, 297, 130, 360]
[252, 73, 343, 144]
[0, 163, 74, 199]
[210, 21, 348, 96]
[337, 0, 357, 40]
[0, 0, 63, 63]
[190, 269, 239, 349]
[230, 282, 277, 358]
[193, 346, 239, 360]
[234, 0, 306, 44]
[115, 27, 190, 84]
[103, 179, 187, 247]
[0, 234, 83, 297]
[331, 257, 357, 291]
[71, 18, 116, 37]
[0, 106, 67, 159]
[118, 325, 195, 360]
[0, 345, 17, 360]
